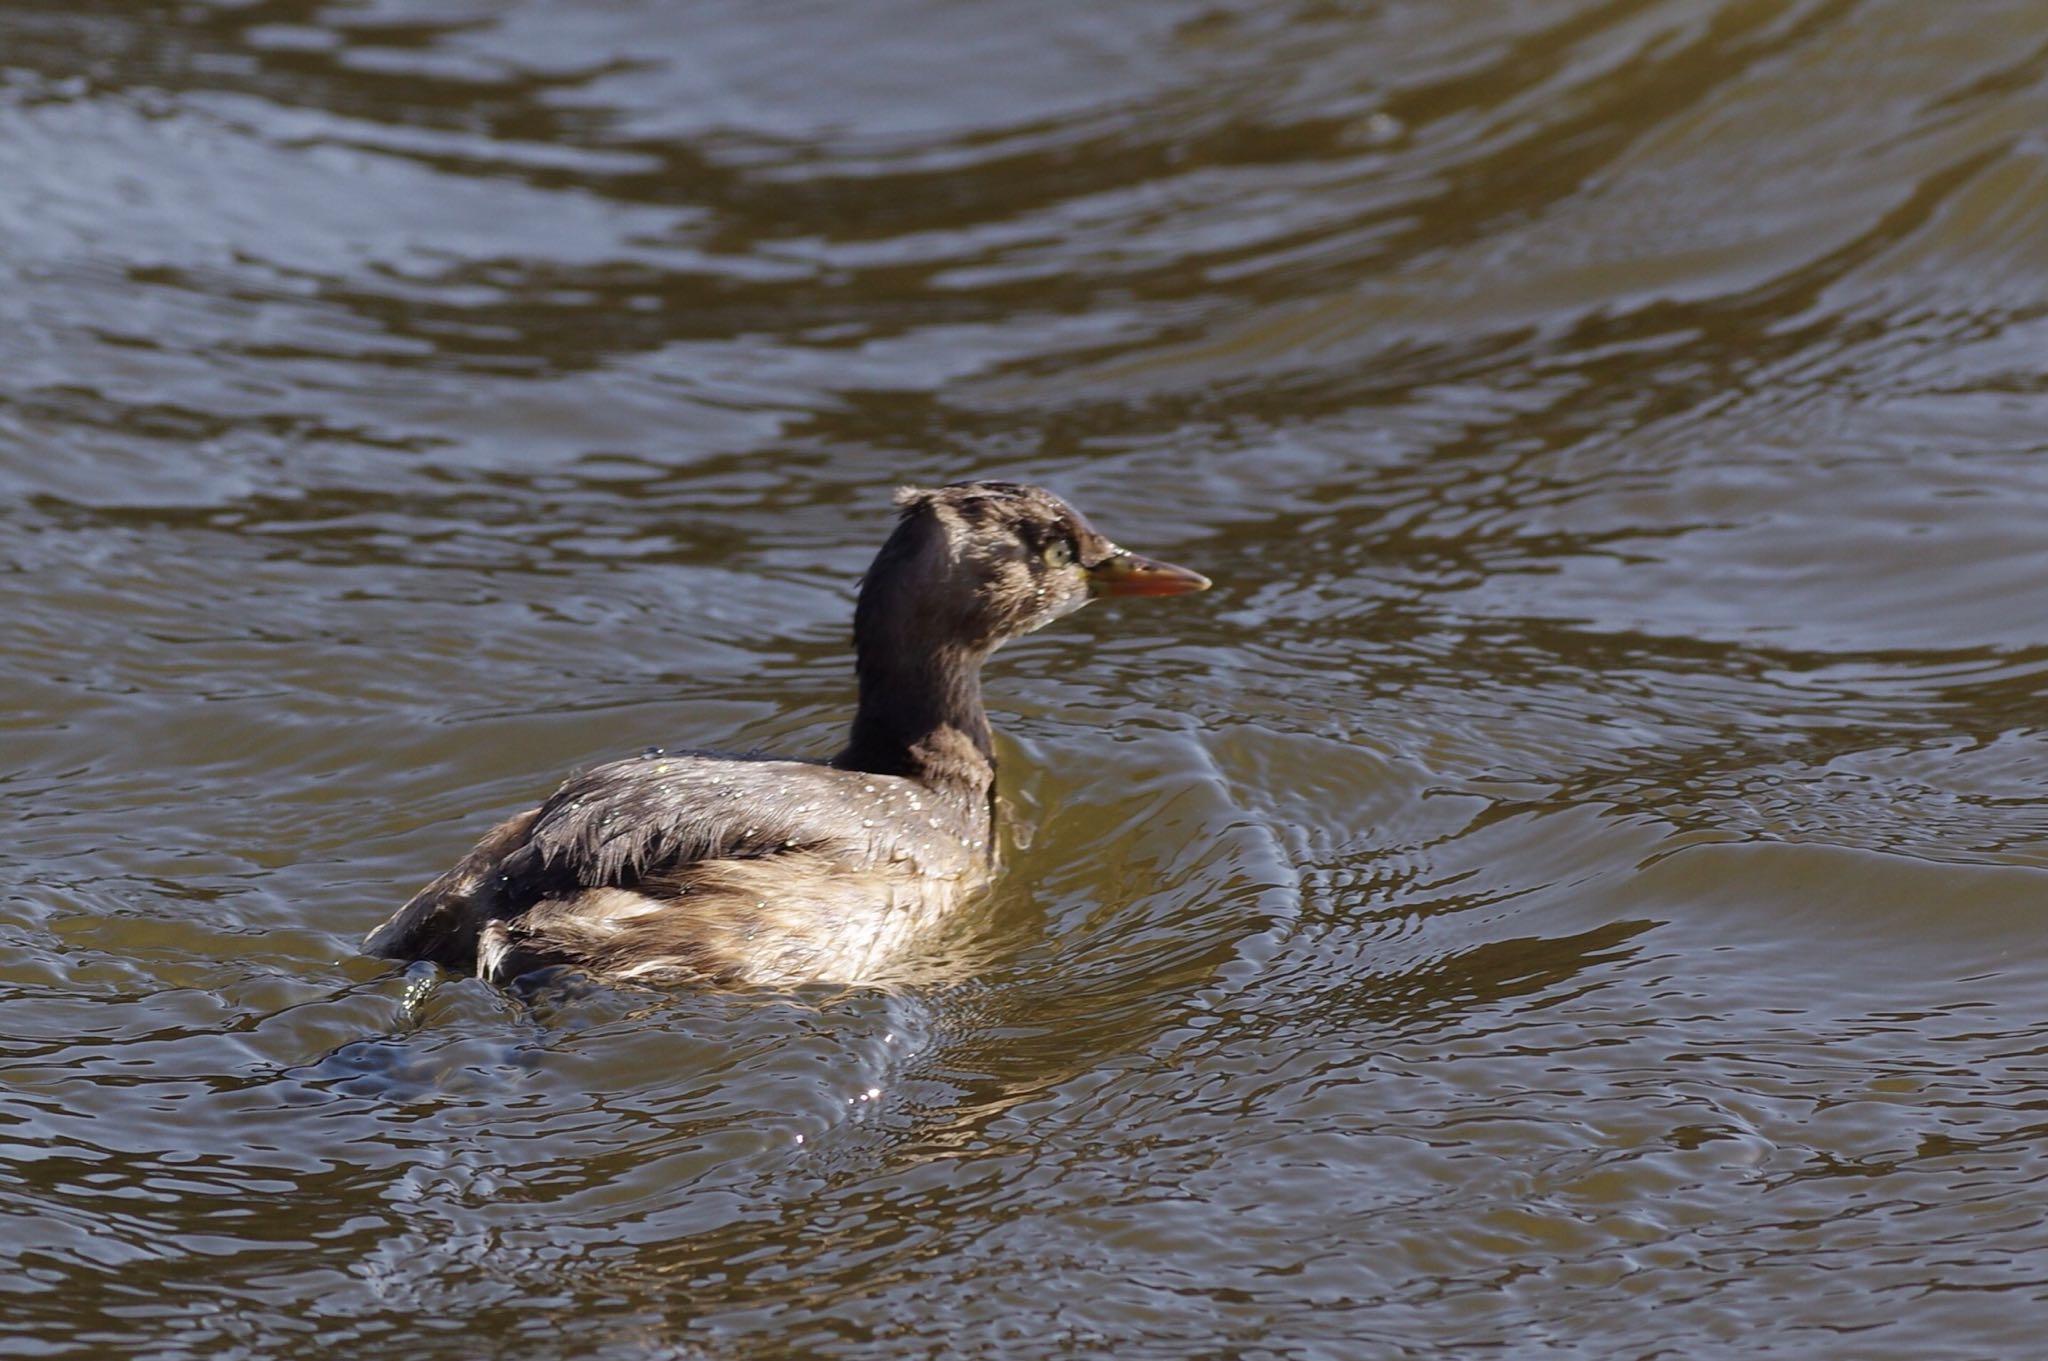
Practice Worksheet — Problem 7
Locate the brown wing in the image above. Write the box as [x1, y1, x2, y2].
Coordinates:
[365, 754, 986, 979]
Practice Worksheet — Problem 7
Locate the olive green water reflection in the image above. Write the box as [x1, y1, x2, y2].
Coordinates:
[8, 1, 2048, 1356]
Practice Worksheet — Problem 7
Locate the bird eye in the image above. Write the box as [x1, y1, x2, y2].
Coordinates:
[1041, 539, 1074, 567]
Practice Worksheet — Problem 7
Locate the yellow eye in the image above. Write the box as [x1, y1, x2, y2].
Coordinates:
[1041, 540, 1074, 567]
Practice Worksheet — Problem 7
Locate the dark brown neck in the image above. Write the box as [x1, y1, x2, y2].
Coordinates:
[835, 502, 1004, 793]
[836, 642, 995, 790]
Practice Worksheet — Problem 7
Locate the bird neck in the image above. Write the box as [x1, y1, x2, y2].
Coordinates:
[837, 638, 996, 792]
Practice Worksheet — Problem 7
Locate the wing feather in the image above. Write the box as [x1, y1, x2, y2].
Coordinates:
[365, 752, 986, 980]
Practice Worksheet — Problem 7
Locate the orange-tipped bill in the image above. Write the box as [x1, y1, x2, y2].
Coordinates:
[1088, 549, 1212, 598]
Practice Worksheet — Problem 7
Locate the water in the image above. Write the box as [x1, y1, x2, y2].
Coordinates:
[6, 0, 2048, 1355]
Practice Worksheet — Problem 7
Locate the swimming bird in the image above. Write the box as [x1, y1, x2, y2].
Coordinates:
[363, 481, 1209, 987]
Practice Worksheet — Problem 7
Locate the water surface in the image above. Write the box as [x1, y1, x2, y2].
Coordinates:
[7, 1, 2048, 1356]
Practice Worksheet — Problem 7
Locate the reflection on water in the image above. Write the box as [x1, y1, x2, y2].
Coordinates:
[7, 0, 2048, 1355]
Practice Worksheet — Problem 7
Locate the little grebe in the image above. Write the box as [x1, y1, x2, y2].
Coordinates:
[363, 481, 1209, 986]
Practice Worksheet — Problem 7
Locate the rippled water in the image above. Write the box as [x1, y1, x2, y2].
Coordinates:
[8, 1, 2048, 1356]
